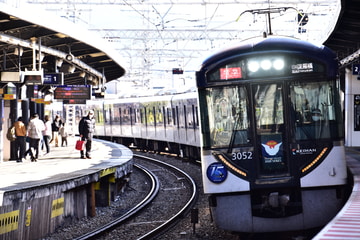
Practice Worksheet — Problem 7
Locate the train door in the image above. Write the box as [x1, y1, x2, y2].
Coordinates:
[251, 83, 290, 185]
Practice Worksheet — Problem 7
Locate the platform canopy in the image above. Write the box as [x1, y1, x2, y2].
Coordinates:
[0, 3, 126, 86]
[324, 0, 360, 67]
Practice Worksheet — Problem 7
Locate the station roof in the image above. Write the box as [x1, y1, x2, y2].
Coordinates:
[0, 3, 126, 86]
[324, 0, 360, 68]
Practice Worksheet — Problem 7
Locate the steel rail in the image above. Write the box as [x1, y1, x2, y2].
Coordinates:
[74, 163, 160, 240]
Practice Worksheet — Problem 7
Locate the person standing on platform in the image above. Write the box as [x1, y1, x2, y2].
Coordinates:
[42, 115, 52, 155]
[27, 113, 45, 162]
[14, 117, 27, 162]
[50, 115, 62, 147]
[78, 110, 95, 159]
[59, 122, 68, 147]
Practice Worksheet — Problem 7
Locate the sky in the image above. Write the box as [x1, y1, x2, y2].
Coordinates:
[22, 0, 341, 95]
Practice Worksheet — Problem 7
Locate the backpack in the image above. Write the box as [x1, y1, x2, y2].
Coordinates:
[6, 126, 16, 142]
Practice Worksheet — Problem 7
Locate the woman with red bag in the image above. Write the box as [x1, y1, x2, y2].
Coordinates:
[78, 110, 95, 159]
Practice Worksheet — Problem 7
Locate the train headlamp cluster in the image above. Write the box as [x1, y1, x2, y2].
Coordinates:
[247, 58, 285, 73]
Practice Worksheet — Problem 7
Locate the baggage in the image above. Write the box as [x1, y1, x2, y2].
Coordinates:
[75, 139, 85, 151]
[6, 126, 16, 141]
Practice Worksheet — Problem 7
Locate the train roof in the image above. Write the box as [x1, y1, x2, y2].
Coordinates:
[200, 36, 337, 70]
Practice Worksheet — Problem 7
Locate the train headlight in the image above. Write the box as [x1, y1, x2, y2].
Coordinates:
[260, 59, 272, 70]
[247, 58, 285, 73]
[248, 61, 260, 72]
[273, 59, 285, 70]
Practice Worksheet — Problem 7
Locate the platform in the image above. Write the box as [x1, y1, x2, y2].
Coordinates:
[0, 137, 132, 192]
[0, 137, 133, 240]
[314, 148, 360, 239]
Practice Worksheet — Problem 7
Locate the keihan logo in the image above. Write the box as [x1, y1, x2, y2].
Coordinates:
[262, 140, 282, 156]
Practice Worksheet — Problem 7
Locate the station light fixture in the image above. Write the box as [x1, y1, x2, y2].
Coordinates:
[14, 47, 23, 56]
[65, 53, 74, 62]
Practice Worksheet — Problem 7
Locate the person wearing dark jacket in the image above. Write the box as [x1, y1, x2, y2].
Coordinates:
[78, 110, 95, 159]
[50, 115, 62, 147]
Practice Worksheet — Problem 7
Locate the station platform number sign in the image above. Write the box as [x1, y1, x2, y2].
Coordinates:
[353, 64, 360, 75]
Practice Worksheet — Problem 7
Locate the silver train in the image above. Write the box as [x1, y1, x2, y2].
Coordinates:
[68, 91, 200, 159]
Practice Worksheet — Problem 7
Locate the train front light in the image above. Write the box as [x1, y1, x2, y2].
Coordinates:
[273, 59, 285, 70]
[247, 57, 285, 73]
[260, 59, 272, 70]
[248, 61, 260, 72]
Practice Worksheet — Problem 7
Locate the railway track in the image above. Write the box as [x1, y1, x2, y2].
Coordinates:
[73, 154, 198, 240]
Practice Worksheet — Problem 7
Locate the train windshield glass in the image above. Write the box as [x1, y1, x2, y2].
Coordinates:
[254, 84, 284, 131]
[290, 81, 342, 140]
[205, 86, 249, 148]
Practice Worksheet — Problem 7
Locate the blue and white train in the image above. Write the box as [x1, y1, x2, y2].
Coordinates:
[196, 36, 348, 232]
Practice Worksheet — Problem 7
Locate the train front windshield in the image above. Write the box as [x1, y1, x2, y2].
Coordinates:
[199, 50, 344, 180]
[206, 86, 250, 148]
[205, 81, 342, 147]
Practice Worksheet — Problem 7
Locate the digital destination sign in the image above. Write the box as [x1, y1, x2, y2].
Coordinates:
[220, 67, 242, 80]
[54, 85, 91, 100]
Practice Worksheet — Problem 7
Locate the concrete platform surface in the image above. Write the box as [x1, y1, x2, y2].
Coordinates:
[0, 137, 133, 191]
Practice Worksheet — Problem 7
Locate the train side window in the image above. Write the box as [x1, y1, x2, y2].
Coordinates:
[109, 108, 113, 125]
[118, 108, 122, 125]
[195, 106, 199, 127]
[156, 106, 164, 125]
[153, 107, 156, 127]
[175, 106, 180, 128]
[104, 107, 110, 124]
[191, 105, 196, 128]
[141, 108, 146, 125]
[184, 105, 188, 129]
[172, 108, 176, 126]
[162, 106, 166, 127]
[167, 108, 172, 125]
[129, 107, 133, 125]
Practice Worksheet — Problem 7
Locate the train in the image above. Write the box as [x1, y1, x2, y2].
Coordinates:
[66, 91, 201, 160]
[196, 36, 348, 232]
[64, 36, 348, 233]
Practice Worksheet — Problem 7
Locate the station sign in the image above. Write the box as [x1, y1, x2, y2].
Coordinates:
[63, 99, 87, 104]
[23, 70, 43, 85]
[3, 94, 15, 100]
[353, 64, 360, 75]
[43, 72, 64, 85]
[172, 68, 183, 74]
[54, 85, 91, 100]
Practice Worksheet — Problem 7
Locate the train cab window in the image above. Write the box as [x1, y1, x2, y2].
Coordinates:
[253, 83, 287, 174]
[254, 84, 284, 133]
[290, 81, 343, 140]
[205, 86, 249, 148]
